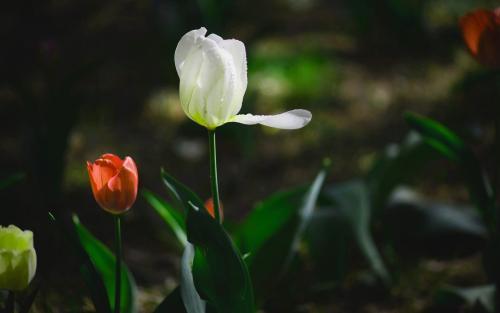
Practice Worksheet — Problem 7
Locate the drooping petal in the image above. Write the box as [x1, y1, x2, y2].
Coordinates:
[175, 27, 207, 76]
[232, 109, 312, 129]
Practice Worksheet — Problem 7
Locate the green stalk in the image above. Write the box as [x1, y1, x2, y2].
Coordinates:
[114, 216, 122, 313]
[208, 129, 222, 223]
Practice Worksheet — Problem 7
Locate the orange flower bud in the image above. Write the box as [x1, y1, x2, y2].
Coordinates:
[87, 154, 138, 214]
[459, 7, 500, 68]
[204, 198, 224, 221]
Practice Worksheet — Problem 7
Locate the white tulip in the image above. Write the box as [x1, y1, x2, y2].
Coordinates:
[175, 27, 312, 130]
[0, 225, 37, 291]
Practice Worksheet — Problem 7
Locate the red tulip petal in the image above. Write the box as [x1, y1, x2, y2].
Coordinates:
[105, 158, 138, 213]
[460, 8, 500, 68]
[122, 157, 138, 180]
[98, 183, 122, 214]
[102, 153, 124, 169]
[94, 158, 118, 189]
[87, 161, 100, 199]
[459, 9, 491, 55]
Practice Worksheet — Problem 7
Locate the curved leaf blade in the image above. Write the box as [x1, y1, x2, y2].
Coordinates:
[48, 213, 112, 313]
[0, 172, 25, 190]
[73, 215, 138, 313]
[405, 112, 465, 161]
[235, 167, 327, 301]
[405, 112, 495, 231]
[161, 168, 205, 212]
[161, 170, 255, 313]
[187, 202, 255, 313]
[323, 180, 390, 284]
[143, 189, 187, 247]
[180, 243, 206, 313]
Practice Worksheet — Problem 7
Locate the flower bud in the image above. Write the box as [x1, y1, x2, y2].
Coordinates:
[0, 225, 37, 291]
[87, 154, 138, 214]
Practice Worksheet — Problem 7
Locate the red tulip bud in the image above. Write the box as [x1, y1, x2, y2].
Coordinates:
[87, 154, 138, 214]
[459, 7, 500, 68]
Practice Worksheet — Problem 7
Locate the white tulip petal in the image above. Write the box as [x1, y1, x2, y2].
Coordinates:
[220, 39, 247, 92]
[174, 27, 207, 75]
[199, 38, 238, 126]
[207, 33, 223, 43]
[232, 109, 312, 129]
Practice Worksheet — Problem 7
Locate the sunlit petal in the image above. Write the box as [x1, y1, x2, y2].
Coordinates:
[232, 109, 312, 129]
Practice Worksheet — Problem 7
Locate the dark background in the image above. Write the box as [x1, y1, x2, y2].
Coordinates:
[1, 0, 499, 311]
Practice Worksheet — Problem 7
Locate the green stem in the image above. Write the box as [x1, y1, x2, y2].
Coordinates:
[5, 291, 14, 313]
[208, 130, 222, 223]
[114, 216, 122, 313]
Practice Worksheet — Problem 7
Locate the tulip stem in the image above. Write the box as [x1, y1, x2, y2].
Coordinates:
[114, 216, 122, 313]
[208, 130, 222, 223]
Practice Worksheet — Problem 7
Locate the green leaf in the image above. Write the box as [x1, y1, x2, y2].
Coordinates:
[323, 180, 390, 284]
[142, 189, 187, 247]
[305, 209, 351, 283]
[187, 203, 255, 313]
[367, 132, 438, 215]
[48, 213, 112, 313]
[161, 170, 255, 313]
[161, 168, 205, 214]
[405, 112, 465, 161]
[73, 215, 138, 313]
[384, 188, 486, 258]
[405, 112, 495, 232]
[235, 167, 327, 302]
[153, 287, 187, 313]
[0, 172, 25, 190]
[180, 244, 206, 313]
[435, 285, 494, 313]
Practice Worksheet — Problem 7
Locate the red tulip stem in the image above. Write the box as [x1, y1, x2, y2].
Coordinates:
[114, 215, 122, 313]
[208, 130, 222, 223]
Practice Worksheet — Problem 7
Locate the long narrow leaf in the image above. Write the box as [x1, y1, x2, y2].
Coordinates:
[161, 170, 255, 313]
[48, 213, 112, 313]
[323, 181, 390, 284]
[143, 189, 187, 247]
[161, 168, 205, 211]
[0, 172, 25, 190]
[405, 112, 495, 231]
[73, 215, 138, 313]
[235, 166, 328, 302]
[187, 202, 255, 313]
[180, 243, 206, 313]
